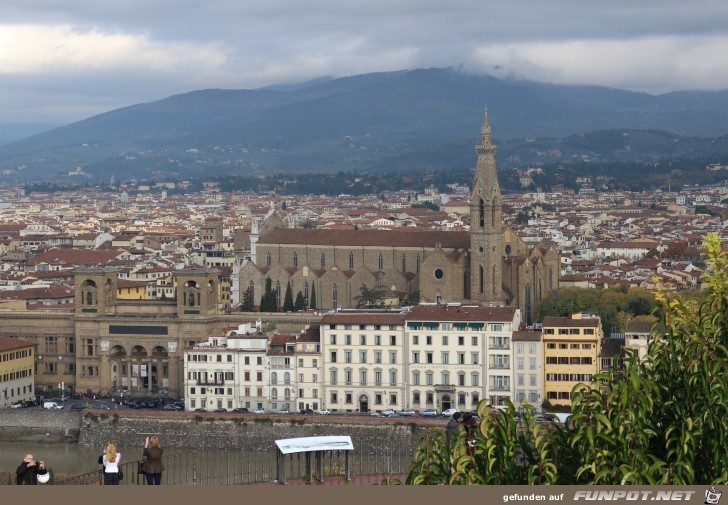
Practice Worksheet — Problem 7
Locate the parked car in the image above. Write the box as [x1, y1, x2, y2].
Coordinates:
[381, 409, 396, 417]
[43, 401, 63, 410]
[10, 402, 24, 409]
[213, 408, 227, 413]
[316, 409, 330, 415]
[92, 403, 111, 410]
[277, 409, 290, 414]
[441, 408, 459, 417]
[299, 408, 314, 415]
[162, 404, 179, 411]
[419, 408, 438, 417]
[194, 408, 208, 413]
[253, 408, 265, 414]
[231, 407, 249, 414]
[70, 404, 86, 411]
[400, 409, 417, 416]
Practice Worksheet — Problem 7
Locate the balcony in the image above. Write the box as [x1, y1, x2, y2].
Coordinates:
[488, 343, 510, 350]
[489, 362, 510, 369]
[196, 380, 225, 386]
[489, 384, 510, 391]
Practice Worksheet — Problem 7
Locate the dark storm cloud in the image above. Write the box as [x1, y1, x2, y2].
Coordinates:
[1, 0, 727, 123]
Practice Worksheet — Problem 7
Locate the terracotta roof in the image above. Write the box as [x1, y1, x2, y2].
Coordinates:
[542, 316, 600, 328]
[406, 304, 517, 322]
[0, 336, 35, 352]
[258, 228, 470, 249]
[512, 330, 542, 341]
[321, 312, 406, 324]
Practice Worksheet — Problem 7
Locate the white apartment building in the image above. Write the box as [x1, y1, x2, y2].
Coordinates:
[405, 304, 520, 413]
[267, 334, 296, 412]
[184, 323, 269, 411]
[294, 327, 322, 412]
[512, 330, 543, 411]
[320, 312, 407, 414]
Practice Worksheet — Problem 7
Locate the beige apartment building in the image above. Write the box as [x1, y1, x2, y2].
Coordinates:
[542, 314, 603, 407]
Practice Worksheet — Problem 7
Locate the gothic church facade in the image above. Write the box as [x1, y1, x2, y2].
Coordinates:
[235, 110, 559, 324]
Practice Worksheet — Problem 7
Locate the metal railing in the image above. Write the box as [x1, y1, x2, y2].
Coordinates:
[53, 442, 416, 485]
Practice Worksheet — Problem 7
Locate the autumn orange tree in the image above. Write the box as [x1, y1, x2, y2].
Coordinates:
[408, 233, 727, 485]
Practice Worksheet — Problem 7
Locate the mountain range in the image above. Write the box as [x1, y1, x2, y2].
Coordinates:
[1, 67, 728, 184]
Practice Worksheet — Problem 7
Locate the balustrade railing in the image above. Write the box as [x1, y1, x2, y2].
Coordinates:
[53, 442, 416, 486]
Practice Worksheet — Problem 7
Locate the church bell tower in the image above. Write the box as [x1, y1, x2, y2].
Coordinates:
[469, 107, 504, 304]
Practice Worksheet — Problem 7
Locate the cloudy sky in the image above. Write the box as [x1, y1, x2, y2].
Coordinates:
[2, 0, 728, 125]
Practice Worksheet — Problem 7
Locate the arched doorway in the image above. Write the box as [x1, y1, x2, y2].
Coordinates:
[441, 394, 452, 411]
[109, 345, 127, 393]
[359, 394, 369, 413]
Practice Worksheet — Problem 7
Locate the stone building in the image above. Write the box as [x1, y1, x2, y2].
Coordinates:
[234, 110, 560, 323]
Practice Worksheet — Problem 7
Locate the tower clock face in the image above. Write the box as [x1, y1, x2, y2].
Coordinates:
[505, 245, 511, 255]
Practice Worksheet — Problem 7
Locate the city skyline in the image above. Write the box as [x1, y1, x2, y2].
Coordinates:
[2, 0, 728, 124]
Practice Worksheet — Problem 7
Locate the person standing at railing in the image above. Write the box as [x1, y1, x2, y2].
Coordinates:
[100, 442, 121, 485]
[142, 436, 165, 485]
[16, 454, 48, 485]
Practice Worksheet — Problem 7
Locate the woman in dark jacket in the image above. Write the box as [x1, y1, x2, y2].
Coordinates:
[16, 454, 48, 485]
[142, 436, 164, 485]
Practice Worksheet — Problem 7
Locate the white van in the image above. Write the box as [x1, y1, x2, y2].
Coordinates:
[43, 401, 63, 410]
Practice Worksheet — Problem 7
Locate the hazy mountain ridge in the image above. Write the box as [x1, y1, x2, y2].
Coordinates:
[1, 68, 727, 183]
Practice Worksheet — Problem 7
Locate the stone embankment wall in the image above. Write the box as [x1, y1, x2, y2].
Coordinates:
[0, 409, 82, 444]
[78, 410, 437, 451]
[0, 409, 442, 451]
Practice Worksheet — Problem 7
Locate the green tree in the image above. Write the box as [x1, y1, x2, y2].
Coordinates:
[259, 277, 277, 312]
[241, 284, 255, 312]
[283, 281, 295, 312]
[407, 233, 728, 485]
[354, 284, 385, 308]
[294, 291, 305, 312]
[309, 282, 317, 310]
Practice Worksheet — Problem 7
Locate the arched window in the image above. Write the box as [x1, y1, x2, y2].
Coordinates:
[86, 292, 93, 305]
[539, 279, 542, 301]
[525, 282, 532, 326]
[271, 372, 278, 385]
[320, 253, 326, 269]
[479, 199, 485, 228]
[271, 388, 278, 400]
[348, 252, 354, 269]
[284, 372, 290, 384]
[275, 281, 281, 307]
[189, 292, 195, 306]
[304, 282, 309, 307]
[416, 255, 420, 274]
[293, 252, 298, 268]
[378, 253, 383, 271]
[402, 254, 406, 272]
[492, 198, 498, 228]
[549, 268, 554, 290]
[266, 252, 272, 267]
[479, 265, 484, 294]
[332, 284, 338, 309]
[249, 280, 254, 302]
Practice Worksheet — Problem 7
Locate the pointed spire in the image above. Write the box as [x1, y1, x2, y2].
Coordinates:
[480, 103, 492, 147]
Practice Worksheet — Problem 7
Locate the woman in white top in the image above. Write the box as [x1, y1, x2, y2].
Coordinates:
[102, 442, 121, 485]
